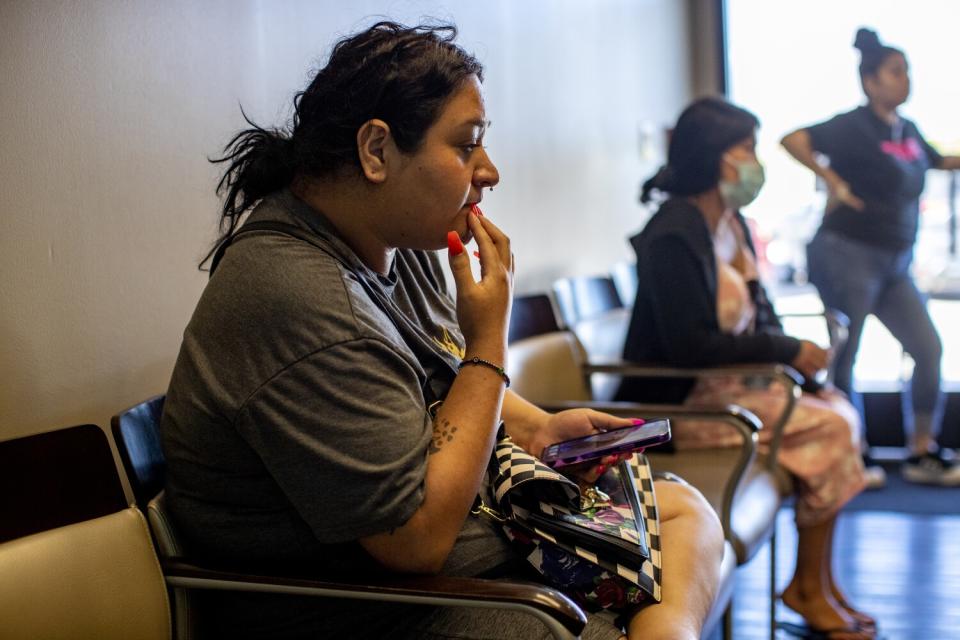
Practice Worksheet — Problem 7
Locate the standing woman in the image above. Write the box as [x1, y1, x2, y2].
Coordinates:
[782, 28, 960, 486]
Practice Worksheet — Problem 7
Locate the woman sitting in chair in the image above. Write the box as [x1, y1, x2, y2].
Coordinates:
[617, 98, 873, 639]
[160, 21, 723, 640]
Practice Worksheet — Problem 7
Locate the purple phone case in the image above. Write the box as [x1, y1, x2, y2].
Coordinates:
[540, 421, 671, 468]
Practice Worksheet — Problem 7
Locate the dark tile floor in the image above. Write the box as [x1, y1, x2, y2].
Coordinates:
[726, 508, 960, 639]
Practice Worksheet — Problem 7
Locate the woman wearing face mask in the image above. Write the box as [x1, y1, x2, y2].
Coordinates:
[782, 28, 960, 487]
[618, 97, 873, 639]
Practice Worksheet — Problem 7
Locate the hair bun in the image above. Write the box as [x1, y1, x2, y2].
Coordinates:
[854, 28, 882, 53]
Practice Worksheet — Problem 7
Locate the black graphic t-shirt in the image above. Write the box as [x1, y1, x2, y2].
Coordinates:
[806, 106, 943, 250]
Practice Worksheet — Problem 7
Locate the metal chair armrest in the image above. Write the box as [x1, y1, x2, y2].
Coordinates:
[778, 308, 850, 350]
[582, 362, 800, 466]
[778, 309, 849, 326]
[583, 361, 802, 385]
[161, 559, 587, 640]
[533, 401, 759, 537]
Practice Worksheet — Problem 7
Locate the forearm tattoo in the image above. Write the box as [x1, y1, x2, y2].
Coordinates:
[429, 417, 459, 455]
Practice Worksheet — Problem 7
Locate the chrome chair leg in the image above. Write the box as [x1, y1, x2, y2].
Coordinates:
[723, 602, 733, 640]
[769, 525, 778, 640]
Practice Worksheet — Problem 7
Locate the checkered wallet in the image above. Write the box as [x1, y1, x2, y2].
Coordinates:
[480, 434, 663, 609]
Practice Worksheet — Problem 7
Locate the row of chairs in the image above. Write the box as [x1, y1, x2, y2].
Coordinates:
[0, 385, 760, 638]
[507, 266, 849, 639]
[0, 266, 835, 639]
[0, 413, 587, 639]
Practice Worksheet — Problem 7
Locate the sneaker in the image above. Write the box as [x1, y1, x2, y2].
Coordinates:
[863, 463, 887, 491]
[902, 450, 960, 487]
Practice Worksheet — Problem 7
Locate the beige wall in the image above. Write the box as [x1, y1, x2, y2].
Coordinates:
[0, 0, 694, 441]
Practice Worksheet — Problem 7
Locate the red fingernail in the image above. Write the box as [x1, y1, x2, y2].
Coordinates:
[447, 231, 464, 256]
[472, 204, 484, 217]
[631, 419, 645, 425]
[596, 465, 607, 475]
[473, 250, 481, 258]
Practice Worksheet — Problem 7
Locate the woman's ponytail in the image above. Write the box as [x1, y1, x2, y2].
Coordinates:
[200, 113, 297, 269]
[640, 165, 673, 204]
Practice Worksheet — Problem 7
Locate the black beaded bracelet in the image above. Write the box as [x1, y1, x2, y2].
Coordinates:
[458, 356, 511, 387]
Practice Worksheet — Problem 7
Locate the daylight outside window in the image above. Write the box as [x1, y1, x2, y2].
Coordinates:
[724, 0, 960, 387]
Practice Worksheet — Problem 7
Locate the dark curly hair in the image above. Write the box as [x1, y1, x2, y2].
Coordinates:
[640, 97, 759, 204]
[202, 21, 483, 268]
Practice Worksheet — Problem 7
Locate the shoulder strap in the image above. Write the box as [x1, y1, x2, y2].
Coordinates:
[208, 220, 458, 405]
[209, 221, 312, 277]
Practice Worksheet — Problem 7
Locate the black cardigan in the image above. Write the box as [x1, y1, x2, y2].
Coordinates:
[615, 198, 801, 404]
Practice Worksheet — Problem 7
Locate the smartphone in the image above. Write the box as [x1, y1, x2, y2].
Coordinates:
[540, 419, 671, 468]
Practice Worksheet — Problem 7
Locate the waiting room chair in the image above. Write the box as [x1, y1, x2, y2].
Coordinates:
[514, 286, 796, 569]
[0, 422, 583, 640]
[549, 275, 634, 401]
[551, 272, 850, 639]
[112, 397, 588, 640]
[552, 275, 625, 328]
[112, 394, 165, 509]
[0, 422, 128, 544]
[0, 424, 171, 640]
[610, 260, 638, 308]
[510, 293, 564, 343]
[509, 330, 763, 639]
[547, 272, 797, 502]
[777, 308, 850, 386]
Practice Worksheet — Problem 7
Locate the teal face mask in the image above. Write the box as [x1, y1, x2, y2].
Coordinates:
[719, 156, 765, 210]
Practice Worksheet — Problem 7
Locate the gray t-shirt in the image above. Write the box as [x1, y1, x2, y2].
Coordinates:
[162, 190, 515, 637]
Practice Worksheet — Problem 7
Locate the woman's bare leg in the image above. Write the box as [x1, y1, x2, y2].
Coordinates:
[780, 516, 871, 638]
[624, 481, 724, 640]
[822, 517, 876, 629]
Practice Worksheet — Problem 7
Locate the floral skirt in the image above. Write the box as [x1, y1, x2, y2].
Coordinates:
[680, 378, 866, 527]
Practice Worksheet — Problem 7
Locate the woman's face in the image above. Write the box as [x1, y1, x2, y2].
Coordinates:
[719, 135, 758, 185]
[865, 52, 911, 108]
[387, 74, 500, 249]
